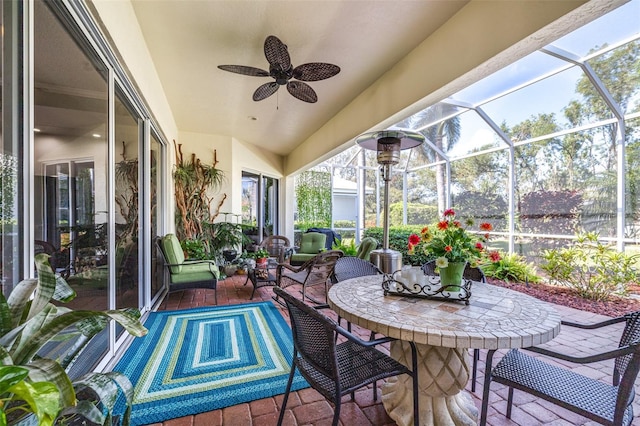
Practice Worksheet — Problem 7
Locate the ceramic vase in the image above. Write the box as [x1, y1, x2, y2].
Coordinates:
[439, 261, 466, 291]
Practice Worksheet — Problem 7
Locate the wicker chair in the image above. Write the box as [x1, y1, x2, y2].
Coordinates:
[257, 235, 292, 263]
[421, 260, 486, 391]
[331, 256, 381, 332]
[275, 250, 343, 305]
[480, 311, 640, 426]
[274, 286, 419, 426]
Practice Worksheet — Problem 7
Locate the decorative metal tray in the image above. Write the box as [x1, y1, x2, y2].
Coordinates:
[382, 272, 473, 305]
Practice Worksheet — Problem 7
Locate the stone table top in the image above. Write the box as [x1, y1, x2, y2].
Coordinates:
[327, 276, 561, 349]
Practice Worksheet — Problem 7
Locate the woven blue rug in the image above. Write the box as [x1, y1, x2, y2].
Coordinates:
[113, 302, 308, 425]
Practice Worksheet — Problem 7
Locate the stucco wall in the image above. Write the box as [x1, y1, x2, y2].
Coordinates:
[176, 131, 285, 223]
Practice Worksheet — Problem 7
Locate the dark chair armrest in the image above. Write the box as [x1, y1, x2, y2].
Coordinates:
[524, 341, 639, 364]
[182, 259, 217, 265]
[276, 262, 306, 276]
[561, 315, 626, 329]
[335, 323, 395, 347]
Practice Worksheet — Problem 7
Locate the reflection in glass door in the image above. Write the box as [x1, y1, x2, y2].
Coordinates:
[150, 132, 164, 303]
[34, 0, 109, 366]
[242, 172, 279, 245]
[114, 86, 141, 313]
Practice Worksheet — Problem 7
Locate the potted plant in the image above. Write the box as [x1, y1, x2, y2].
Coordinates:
[254, 248, 269, 267]
[0, 253, 147, 425]
[407, 209, 499, 290]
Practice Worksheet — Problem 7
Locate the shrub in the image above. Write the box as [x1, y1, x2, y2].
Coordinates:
[540, 232, 639, 301]
[481, 252, 541, 283]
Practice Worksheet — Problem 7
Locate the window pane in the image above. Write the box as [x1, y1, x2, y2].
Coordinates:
[114, 86, 140, 311]
[626, 116, 640, 240]
[34, 1, 109, 314]
[550, 1, 640, 58]
[586, 41, 640, 117]
[451, 150, 509, 232]
[1, 1, 23, 294]
[150, 132, 164, 301]
[513, 124, 617, 237]
[483, 65, 612, 133]
[405, 167, 438, 225]
[443, 109, 506, 158]
[454, 51, 569, 106]
[33, 1, 110, 373]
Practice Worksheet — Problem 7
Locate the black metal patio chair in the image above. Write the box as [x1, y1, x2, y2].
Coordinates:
[331, 256, 381, 332]
[479, 311, 640, 426]
[274, 286, 419, 426]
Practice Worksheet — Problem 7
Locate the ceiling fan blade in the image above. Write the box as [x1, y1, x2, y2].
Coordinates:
[253, 82, 279, 101]
[293, 63, 341, 82]
[287, 81, 318, 103]
[218, 65, 270, 77]
[264, 35, 291, 71]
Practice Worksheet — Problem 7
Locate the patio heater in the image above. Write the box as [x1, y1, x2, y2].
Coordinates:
[356, 130, 425, 274]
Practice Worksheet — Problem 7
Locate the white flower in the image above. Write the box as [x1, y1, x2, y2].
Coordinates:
[435, 256, 449, 268]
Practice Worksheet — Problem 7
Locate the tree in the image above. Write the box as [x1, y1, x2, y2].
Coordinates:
[407, 103, 461, 215]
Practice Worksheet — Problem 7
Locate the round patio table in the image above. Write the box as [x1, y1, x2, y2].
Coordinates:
[327, 275, 561, 426]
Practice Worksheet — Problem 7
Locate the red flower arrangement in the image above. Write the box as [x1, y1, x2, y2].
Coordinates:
[407, 209, 500, 268]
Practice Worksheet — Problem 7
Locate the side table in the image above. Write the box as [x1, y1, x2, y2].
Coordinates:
[245, 259, 278, 299]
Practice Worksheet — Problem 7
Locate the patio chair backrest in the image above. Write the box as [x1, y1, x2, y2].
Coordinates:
[258, 235, 291, 262]
[274, 286, 339, 381]
[333, 256, 381, 283]
[615, 311, 640, 383]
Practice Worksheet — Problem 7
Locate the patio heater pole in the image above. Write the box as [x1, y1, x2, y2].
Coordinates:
[356, 130, 425, 274]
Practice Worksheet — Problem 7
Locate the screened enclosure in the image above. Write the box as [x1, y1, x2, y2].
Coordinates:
[296, 0, 640, 262]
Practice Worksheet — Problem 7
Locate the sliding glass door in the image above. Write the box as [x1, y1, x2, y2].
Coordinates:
[242, 171, 279, 245]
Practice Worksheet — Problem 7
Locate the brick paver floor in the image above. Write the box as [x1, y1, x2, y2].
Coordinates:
[146, 273, 640, 426]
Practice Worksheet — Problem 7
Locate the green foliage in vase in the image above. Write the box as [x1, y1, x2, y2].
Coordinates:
[481, 252, 541, 283]
[540, 232, 639, 301]
[0, 254, 147, 425]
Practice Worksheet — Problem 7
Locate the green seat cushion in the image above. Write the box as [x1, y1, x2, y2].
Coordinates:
[299, 232, 326, 254]
[180, 261, 220, 278]
[290, 253, 317, 265]
[356, 237, 378, 261]
[169, 270, 217, 284]
[161, 234, 185, 273]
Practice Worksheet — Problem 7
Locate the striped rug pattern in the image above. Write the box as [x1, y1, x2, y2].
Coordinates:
[114, 302, 307, 425]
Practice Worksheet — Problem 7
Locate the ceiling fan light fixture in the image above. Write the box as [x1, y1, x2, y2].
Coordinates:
[218, 35, 340, 103]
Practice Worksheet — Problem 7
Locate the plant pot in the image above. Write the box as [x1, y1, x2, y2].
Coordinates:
[256, 257, 268, 267]
[223, 265, 238, 276]
[439, 261, 466, 291]
[223, 249, 237, 262]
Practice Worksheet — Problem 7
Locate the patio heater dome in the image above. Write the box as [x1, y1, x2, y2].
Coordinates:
[356, 130, 425, 274]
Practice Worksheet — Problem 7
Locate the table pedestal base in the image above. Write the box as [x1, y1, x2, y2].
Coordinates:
[381, 341, 478, 426]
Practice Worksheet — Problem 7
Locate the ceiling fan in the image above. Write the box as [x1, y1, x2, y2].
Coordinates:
[218, 35, 340, 103]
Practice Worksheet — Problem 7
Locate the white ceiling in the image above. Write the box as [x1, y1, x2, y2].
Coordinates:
[130, 1, 470, 156]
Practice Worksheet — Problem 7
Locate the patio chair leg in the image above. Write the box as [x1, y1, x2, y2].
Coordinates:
[506, 387, 514, 419]
[479, 349, 496, 426]
[410, 341, 419, 426]
[332, 400, 341, 426]
[277, 362, 297, 426]
[471, 348, 479, 392]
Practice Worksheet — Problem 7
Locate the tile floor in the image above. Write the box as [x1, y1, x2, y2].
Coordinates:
[147, 273, 640, 426]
